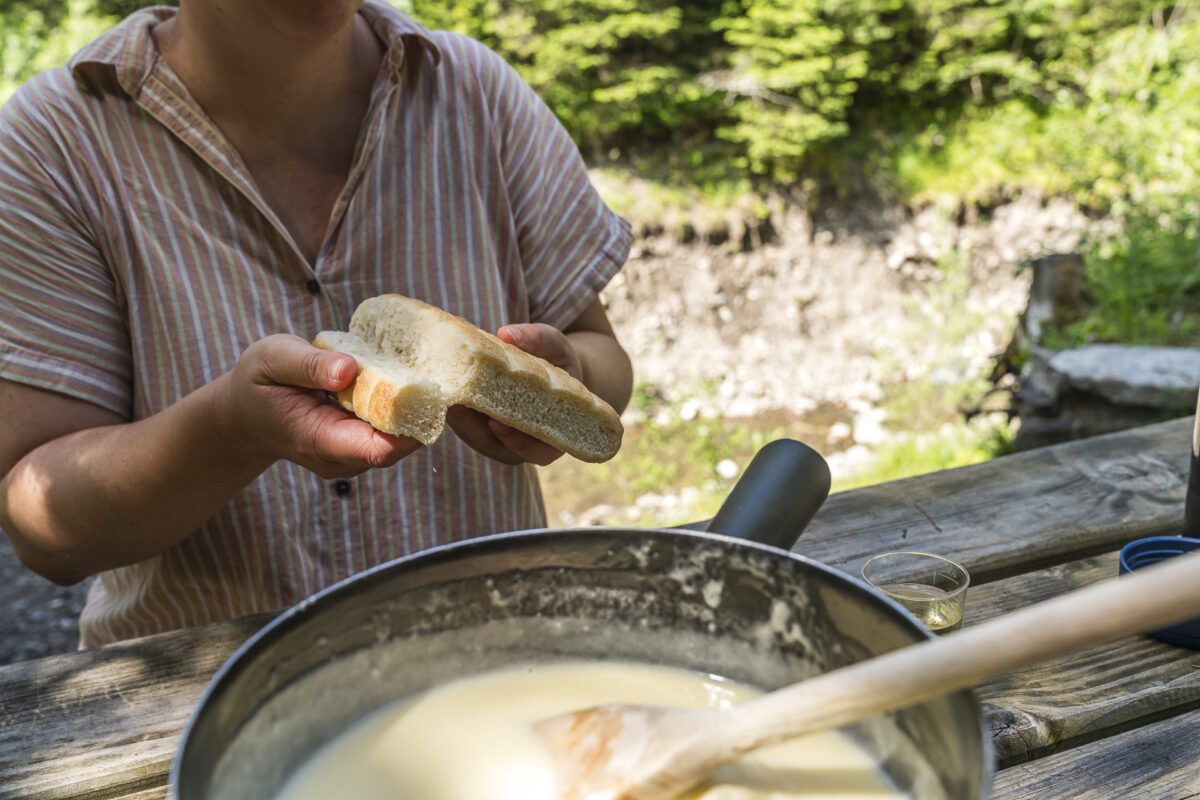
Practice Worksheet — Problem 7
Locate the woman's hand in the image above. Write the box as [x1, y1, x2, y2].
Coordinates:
[498, 322, 584, 380]
[224, 334, 422, 478]
[0, 334, 423, 584]
[445, 323, 577, 467]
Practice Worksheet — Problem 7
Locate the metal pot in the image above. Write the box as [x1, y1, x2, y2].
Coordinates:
[171, 441, 992, 800]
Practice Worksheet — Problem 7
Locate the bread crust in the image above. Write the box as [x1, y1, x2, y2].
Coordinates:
[313, 295, 623, 462]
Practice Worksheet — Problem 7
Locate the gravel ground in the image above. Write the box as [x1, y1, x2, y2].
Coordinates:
[0, 534, 89, 665]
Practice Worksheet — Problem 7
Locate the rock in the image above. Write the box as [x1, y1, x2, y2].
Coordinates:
[1016, 346, 1068, 408]
[825, 444, 875, 478]
[600, 191, 1089, 419]
[1047, 345, 1200, 408]
[576, 504, 618, 526]
[852, 408, 889, 446]
[715, 458, 740, 480]
[1012, 345, 1200, 451]
[827, 421, 852, 443]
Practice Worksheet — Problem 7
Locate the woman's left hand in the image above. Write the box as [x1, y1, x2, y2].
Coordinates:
[444, 323, 579, 466]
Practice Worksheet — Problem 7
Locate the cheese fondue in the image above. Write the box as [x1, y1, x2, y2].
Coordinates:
[275, 661, 909, 800]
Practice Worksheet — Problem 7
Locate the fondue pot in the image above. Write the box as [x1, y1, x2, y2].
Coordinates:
[170, 441, 992, 800]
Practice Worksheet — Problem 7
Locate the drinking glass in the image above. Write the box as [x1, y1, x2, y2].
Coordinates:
[861, 551, 970, 633]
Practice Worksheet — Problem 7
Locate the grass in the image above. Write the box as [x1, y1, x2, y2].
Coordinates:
[540, 395, 1015, 528]
[1041, 213, 1200, 349]
[832, 419, 1015, 493]
[539, 398, 843, 529]
[588, 167, 776, 244]
[0, 0, 116, 104]
[541, 350, 1017, 528]
[562, 194, 1195, 527]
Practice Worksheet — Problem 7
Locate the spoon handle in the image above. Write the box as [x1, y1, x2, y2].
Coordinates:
[725, 548, 1200, 751]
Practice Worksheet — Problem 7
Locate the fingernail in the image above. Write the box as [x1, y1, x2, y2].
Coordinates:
[505, 326, 526, 348]
[330, 356, 354, 385]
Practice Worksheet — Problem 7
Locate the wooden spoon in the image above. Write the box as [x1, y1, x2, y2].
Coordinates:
[535, 548, 1200, 800]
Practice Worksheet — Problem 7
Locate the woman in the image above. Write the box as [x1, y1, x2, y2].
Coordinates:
[0, 0, 632, 646]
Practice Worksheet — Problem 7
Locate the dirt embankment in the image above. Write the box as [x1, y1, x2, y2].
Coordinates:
[603, 191, 1091, 425]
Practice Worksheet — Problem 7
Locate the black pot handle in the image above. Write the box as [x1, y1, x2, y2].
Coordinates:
[698, 438, 831, 550]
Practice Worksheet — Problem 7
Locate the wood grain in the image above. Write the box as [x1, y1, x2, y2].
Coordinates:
[990, 707, 1200, 799]
[963, 553, 1119, 626]
[0, 615, 268, 800]
[965, 553, 1200, 768]
[560, 546, 1200, 800]
[800, 416, 1193, 583]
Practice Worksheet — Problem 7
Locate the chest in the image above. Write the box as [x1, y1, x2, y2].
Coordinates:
[242, 155, 348, 265]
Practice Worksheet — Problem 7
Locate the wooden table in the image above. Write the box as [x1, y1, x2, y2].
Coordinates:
[3, 416, 1199, 799]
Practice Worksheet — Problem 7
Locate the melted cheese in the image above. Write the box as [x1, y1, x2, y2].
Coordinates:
[276, 661, 908, 800]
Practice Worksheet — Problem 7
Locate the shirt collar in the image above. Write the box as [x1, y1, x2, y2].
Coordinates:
[68, 1, 442, 98]
[68, 6, 167, 96]
[360, 0, 443, 76]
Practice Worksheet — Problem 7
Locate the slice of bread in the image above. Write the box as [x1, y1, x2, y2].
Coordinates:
[313, 294, 624, 462]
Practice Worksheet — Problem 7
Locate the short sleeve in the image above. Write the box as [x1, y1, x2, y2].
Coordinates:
[463, 38, 632, 329]
[0, 73, 132, 416]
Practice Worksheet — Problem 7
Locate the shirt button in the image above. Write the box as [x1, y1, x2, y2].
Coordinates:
[305, 279, 322, 295]
[333, 479, 353, 497]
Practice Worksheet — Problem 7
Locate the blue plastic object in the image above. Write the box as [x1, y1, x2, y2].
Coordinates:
[1119, 536, 1200, 649]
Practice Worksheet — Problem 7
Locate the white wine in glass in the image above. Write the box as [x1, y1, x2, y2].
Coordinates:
[878, 581, 964, 632]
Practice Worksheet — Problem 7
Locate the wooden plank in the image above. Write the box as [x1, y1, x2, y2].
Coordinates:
[963, 553, 1119, 626]
[981, 633, 1200, 768]
[799, 417, 1193, 583]
[0, 614, 269, 800]
[964, 553, 1200, 768]
[991, 707, 1200, 799]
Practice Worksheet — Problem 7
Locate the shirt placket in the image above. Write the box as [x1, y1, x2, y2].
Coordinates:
[131, 55, 403, 528]
[315, 68, 401, 271]
[131, 52, 401, 324]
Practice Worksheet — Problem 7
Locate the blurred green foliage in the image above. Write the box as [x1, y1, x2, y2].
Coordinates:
[404, 0, 1196, 202]
[1042, 213, 1200, 348]
[408, 0, 1200, 349]
[1, 0, 112, 98]
[4, 1, 1195, 206]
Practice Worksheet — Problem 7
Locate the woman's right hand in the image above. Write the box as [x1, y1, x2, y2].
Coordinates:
[0, 334, 420, 584]
[223, 334, 421, 479]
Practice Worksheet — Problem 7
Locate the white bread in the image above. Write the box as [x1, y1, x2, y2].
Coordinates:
[313, 294, 624, 463]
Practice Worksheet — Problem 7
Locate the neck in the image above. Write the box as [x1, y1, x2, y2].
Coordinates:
[154, 6, 384, 155]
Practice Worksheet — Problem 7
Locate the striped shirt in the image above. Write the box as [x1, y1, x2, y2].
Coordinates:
[0, 2, 631, 647]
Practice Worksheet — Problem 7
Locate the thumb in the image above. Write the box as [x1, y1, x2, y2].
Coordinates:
[251, 334, 357, 392]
